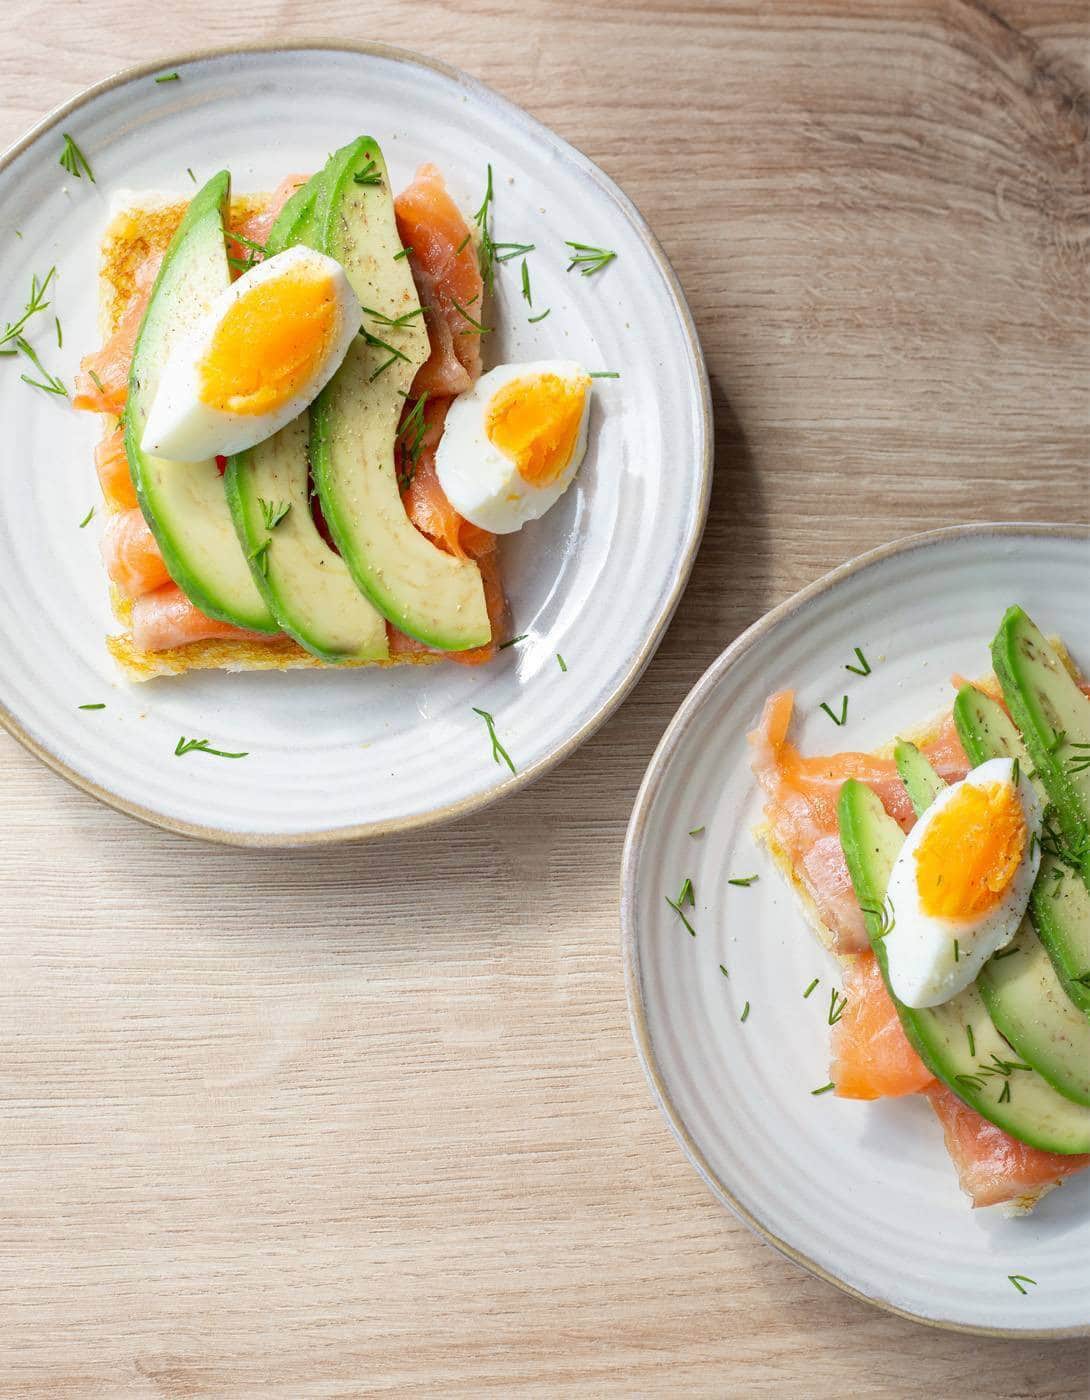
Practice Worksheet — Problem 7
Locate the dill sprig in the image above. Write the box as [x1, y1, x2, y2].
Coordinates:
[16, 336, 66, 396]
[676, 877, 694, 908]
[174, 737, 248, 759]
[59, 133, 94, 182]
[155, 72, 180, 83]
[2, 267, 57, 350]
[395, 392, 430, 488]
[965, 1024, 976, 1057]
[565, 240, 616, 276]
[845, 646, 872, 676]
[54, 315, 62, 348]
[360, 327, 410, 380]
[803, 977, 819, 999]
[719, 963, 729, 977]
[664, 894, 695, 937]
[450, 296, 491, 336]
[521, 258, 532, 307]
[493, 241, 535, 263]
[589, 371, 621, 379]
[820, 696, 849, 726]
[472, 706, 516, 774]
[556, 653, 567, 672]
[78, 506, 95, 528]
[688, 826, 705, 838]
[498, 634, 528, 650]
[259, 498, 290, 530]
[727, 874, 758, 887]
[247, 541, 270, 577]
[78, 702, 106, 710]
[860, 894, 895, 938]
[740, 1001, 751, 1023]
[473, 163, 496, 293]
[528, 308, 551, 324]
[811, 1082, 835, 1096]
[1008, 1274, 1036, 1295]
[353, 159, 383, 187]
[360, 304, 426, 329]
[827, 988, 847, 1025]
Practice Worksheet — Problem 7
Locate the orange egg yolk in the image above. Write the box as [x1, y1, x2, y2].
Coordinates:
[198, 271, 338, 416]
[914, 781, 1026, 920]
[485, 372, 589, 486]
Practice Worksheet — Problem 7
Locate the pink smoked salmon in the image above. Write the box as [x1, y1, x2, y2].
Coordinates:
[101, 509, 171, 599]
[925, 1083, 1090, 1208]
[749, 686, 1089, 1208]
[94, 427, 138, 511]
[395, 163, 484, 397]
[130, 585, 268, 652]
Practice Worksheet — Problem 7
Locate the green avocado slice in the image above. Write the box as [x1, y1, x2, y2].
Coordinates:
[954, 683, 1090, 1018]
[837, 777, 1090, 1152]
[310, 137, 491, 652]
[992, 606, 1090, 886]
[224, 171, 389, 663]
[893, 740, 945, 815]
[124, 171, 277, 633]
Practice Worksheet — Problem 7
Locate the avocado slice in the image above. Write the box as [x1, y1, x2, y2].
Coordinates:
[224, 173, 389, 663]
[894, 740, 945, 816]
[897, 724, 1090, 1105]
[837, 777, 1090, 1152]
[954, 683, 1090, 1018]
[124, 171, 277, 633]
[993, 606, 1090, 886]
[310, 138, 491, 651]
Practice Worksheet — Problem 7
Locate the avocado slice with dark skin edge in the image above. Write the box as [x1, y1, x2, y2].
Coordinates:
[124, 171, 278, 634]
[309, 137, 491, 652]
[897, 731, 1090, 1106]
[954, 682, 1090, 1018]
[992, 606, 1090, 886]
[837, 777, 1090, 1152]
[224, 169, 389, 663]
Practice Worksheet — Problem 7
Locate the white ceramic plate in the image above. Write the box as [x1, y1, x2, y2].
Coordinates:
[0, 44, 709, 844]
[621, 525, 1090, 1336]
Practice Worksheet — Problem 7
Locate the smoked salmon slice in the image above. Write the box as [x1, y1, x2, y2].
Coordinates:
[748, 691, 969, 953]
[395, 164, 485, 397]
[131, 584, 263, 652]
[924, 1082, 1090, 1208]
[73, 254, 161, 415]
[94, 427, 138, 511]
[832, 952, 933, 1099]
[101, 509, 172, 599]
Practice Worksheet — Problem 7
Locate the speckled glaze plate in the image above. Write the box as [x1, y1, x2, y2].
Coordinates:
[0, 43, 709, 844]
[621, 525, 1090, 1336]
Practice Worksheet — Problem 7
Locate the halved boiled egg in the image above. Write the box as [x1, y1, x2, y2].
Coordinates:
[142, 245, 360, 462]
[883, 757, 1042, 1008]
[435, 360, 592, 533]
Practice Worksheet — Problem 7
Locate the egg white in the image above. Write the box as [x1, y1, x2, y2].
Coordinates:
[882, 757, 1042, 1009]
[141, 246, 360, 462]
[435, 360, 592, 534]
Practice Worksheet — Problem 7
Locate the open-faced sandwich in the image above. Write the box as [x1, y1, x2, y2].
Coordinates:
[750, 606, 1090, 1212]
[72, 138, 595, 680]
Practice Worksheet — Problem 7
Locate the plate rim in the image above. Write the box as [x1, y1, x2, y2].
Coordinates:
[620, 520, 1090, 1339]
[0, 40, 712, 847]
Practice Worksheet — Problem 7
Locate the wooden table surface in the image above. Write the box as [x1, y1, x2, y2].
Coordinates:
[3, 1, 1088, 1394]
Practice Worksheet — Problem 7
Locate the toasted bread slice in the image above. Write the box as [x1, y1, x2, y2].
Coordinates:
[94, 192, 440, 682]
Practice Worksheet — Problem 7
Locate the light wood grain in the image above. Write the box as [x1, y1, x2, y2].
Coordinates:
[2, 2, 1088, 1394]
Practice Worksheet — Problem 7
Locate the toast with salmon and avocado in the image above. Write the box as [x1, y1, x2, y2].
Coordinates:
[73, 139, 600, 681]
[750, 607, 1090, 1213]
